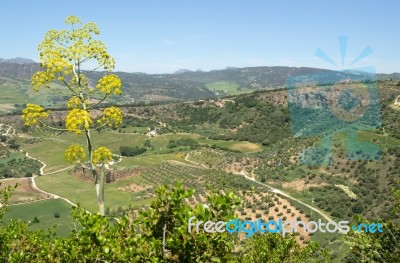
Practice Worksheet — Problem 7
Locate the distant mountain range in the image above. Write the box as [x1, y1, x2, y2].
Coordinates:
[0, 57, 36, 64]
[0, 58, 40, 80]
[173, 69, 192, 74]
[0, 57, 399, 103]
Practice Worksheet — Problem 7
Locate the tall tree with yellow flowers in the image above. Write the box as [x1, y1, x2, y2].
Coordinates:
[22, 16, 123, 215]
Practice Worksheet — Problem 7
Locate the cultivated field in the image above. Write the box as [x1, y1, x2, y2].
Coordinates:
[0, 178, 49, 204]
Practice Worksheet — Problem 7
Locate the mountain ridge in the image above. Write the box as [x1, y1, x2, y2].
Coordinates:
[0, 57, 36, 64]
[0, 60, 399, 103]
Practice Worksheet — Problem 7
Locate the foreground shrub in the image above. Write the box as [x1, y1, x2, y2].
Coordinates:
[0, 182, 325, 262]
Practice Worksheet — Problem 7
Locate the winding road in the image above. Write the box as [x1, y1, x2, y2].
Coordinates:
[1, 151, 81, 209]
[1, 132, 121, 220]
[0, 124, 83, 209]
[1, 124, 12, 136]
[29, 175, 78, 207]
[185, 152, 333, 222]
[24, 152, 74, 176]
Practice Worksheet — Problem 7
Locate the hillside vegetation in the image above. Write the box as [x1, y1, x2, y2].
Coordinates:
[0, 79, 399, 262]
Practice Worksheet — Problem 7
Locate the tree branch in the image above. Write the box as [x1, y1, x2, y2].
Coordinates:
[38, 121, 69, 132]
[59, 72, 78, 96]
[87, 94, 108, 109]
[86, 62, 106, 74]
[72, 63, 80, 85]
[54, 39, 69, 48]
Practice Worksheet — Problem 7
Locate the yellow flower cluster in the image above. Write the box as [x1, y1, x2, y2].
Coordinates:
[67, 96, 82, 109]
[92, 147, 112, 165]
[80, 74, 89, 88]
[41, 56, 73, 74]
[96, 75, 122, 95]
[391, 96, 400, 111]
[66, 109, 92, 134]
[21, 104, 49, 126]
[97, 107, 123, 128]
[65, 16, 81, 25]
[83, 22, 100, 35]
[64, 145, 86, 164]
[67, 96, 90, 109]
[31, 71, 55, 92]
[68, 74, 89, 89]
[68, 40, 86, 62]
[86, 40, 116, 70]
[32, 49, 73, 91]
[38, 17, 115, 73]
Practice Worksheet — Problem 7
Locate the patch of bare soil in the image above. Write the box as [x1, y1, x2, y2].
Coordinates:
[118, 183, 152, 192]
[289, 155, 298, 164]
[225, 158, 260, 174]
[282, 179, 327, 191]
[0, 178, 50, 204]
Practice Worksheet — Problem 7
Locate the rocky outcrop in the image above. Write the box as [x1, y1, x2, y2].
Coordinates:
[0, 62, 40, 80]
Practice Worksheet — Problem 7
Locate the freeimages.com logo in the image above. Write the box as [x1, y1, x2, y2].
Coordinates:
[188, 216, 384, 238]
[287, 36, 382, 166]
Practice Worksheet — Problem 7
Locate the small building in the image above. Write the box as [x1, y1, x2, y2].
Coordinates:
[147, 128, 158, 137]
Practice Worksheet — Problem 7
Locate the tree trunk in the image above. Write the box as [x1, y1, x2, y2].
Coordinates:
[96, 165, 106, 216]
[85, 128, 105, 216]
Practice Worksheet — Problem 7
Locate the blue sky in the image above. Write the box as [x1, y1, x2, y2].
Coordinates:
[1, 0, 399, 73]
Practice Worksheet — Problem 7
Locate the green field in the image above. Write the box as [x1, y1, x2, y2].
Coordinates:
[35, 171, 153, 212]
[20, 131, 201, 172]
[206, 81, 252, 95]
[119, 126, 150, 134]
[0, 78, 68, 111]
[198, 138, 262, 152]
[1, 199, 75, 236]
[21, 138, 70, 173]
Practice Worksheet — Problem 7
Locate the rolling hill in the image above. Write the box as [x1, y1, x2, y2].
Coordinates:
[0, 58, 399, 114]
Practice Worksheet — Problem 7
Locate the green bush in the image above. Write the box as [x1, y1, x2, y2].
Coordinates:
[0, 180, 326, 262]
[119, 146, 147, 157]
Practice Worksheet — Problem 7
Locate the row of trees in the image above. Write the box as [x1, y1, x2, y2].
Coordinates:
[167, 138, 199, 149]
